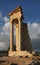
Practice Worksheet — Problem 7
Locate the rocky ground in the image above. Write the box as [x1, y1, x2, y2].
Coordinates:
[0, 56, 40, 65]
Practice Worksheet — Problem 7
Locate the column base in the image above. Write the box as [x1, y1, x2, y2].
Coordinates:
[8, 51, 33, 57]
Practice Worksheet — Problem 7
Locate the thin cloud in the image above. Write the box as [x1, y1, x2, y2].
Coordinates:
[28, 22, 40, 39]
[0, 12, 10, 50]
[0, 12, 3, 19]
[28, 22, 40, 51]
[3, 16, 9, 23]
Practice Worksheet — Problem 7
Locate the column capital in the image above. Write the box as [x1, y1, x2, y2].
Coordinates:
[10, 18, 13, 23]
[18, 17, 21, 21]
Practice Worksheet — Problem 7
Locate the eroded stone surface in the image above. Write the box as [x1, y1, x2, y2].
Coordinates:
[0, 56, 40, 65]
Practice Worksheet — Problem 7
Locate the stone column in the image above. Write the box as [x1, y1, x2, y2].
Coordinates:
[16, 24, 19, 51]
[10, 21, 13, 51]
[18, 19, 21, 51]
[16, 19, 21, 51]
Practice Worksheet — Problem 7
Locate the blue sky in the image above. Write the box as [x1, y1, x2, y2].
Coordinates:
[0, 0, 40, 51]
[0, 0, 40, 23]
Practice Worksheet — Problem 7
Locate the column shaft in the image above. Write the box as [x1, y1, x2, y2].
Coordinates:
[16, 19, 21, 51]
[10, 22, 13, 51]
[19, 19, 21, 51]
[16, 24, 19, 51]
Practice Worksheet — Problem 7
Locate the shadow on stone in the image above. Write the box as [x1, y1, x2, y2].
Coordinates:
[34, 62, 40, 65]
[11, 63, 18, 65]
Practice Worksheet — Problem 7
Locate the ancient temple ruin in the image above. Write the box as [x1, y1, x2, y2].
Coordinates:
[0, 6, 40, 65]
[8, 6, 32, 57]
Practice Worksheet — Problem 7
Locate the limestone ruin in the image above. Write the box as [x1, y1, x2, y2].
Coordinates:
[8, 6, 32, 57]
[0, 6, 40, 65]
